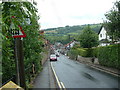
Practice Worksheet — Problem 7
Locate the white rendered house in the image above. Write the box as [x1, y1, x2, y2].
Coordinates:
[98, 26, 111, 46]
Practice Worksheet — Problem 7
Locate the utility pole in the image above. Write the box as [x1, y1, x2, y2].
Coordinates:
[9, 16, 26, 89]
[14, 38, 26, 89]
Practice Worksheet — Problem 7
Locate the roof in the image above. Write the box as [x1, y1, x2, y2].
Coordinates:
[98, 24, 109, 35]
[98, 25, 103, 35]
[64, 41, 75, 47]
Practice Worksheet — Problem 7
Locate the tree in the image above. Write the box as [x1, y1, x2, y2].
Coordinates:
[79, 25, 98, 48]
[2, 2, 43, 86]
[104, 1, 120, 42]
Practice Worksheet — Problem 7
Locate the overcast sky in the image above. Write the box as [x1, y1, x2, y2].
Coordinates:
[35, 0, 116, 29]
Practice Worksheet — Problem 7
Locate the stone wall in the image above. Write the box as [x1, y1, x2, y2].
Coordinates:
[41, 49, 50, 65]
[77, 55, 99, 64]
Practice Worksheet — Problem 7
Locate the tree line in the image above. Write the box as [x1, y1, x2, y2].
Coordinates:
[1, 1, 43, 88]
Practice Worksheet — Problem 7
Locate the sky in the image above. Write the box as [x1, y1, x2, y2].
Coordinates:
[35, 0, 117, 29]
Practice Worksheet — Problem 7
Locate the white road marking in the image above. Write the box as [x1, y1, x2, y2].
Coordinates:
[90, 65, 120, 77]
[60, 82, 66, 90]
[51, 63, 62, 89]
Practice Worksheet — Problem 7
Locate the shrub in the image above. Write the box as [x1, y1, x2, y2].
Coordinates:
[92, 47, 99, 58]
[97, 44, 119, 69]
[77, 48, 87, 57]
[68, 49, 79, 60]
[77, 48, 94, 57]
[2, 2, 43, 86]
[68, 44, 120, 69]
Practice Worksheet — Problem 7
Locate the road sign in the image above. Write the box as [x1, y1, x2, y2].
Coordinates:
[7, 16, 26, 38]
[12, 25, 26, 38]
[39, 30, 44, 34]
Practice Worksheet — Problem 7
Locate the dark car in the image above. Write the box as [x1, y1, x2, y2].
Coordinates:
[50, 54, 57, 61]
[56, 54, 59, 57]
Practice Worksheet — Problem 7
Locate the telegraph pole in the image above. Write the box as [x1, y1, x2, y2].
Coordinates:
[14, 38, 20, 86]
[14, 38, 26, 88]
[9, 16, 26, 88]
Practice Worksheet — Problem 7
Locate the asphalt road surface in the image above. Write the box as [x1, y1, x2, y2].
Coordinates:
[51, 54, 119, 89]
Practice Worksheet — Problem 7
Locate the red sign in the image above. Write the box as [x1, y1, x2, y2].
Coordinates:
[39, 30, 44, 34]
[7, 16, 26, 38]
[13, 25, 26, 38]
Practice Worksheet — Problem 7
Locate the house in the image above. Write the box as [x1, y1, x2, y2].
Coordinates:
[98, 26, 112, 46]
[65, 40, 79, 49]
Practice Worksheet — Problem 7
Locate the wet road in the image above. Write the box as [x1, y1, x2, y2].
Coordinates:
[51, 54, 119, 88]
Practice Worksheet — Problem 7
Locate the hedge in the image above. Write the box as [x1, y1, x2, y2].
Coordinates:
[68, 48, 94, 59]
[97, 44, 120, 69]
[68, 44, 119, 69]
[68, 49, 78, 60]
[77, 48, 94, 57]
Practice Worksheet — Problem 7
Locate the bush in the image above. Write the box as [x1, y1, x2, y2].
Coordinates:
[68, 48, 94, 58]
[97, 44, 119, 69]
[2, 2, 43, 86]
[77, 48, 87, 57]
[68, 44, 120, 69]
[68, 49, 78, 60]
[77, 48, 94, 57]
[92, 47, 99, 58]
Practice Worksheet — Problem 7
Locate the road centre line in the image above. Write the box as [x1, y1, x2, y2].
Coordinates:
[50, 63, 62, 89]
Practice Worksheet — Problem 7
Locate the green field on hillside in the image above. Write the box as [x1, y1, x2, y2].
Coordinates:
[44, 24, 102, 44]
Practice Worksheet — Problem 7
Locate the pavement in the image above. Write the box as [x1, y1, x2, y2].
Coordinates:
[76, 55, 119, 77]
[78, 61, 120, 77]
[33, 60, 56, 88]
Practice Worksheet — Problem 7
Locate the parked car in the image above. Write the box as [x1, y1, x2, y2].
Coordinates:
[56, 54, 59, 57]
[50, 54, 57, 61]
[56, 53, 60, 57]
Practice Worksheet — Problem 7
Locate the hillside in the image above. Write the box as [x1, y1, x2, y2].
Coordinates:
[44, 23, 102, 44]
[45, 24, 101, 35]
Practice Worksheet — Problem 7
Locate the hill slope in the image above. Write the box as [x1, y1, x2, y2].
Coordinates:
[44, 24, 102, 44]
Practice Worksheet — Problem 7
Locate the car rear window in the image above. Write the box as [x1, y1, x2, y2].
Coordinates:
[50, 55, 56, 57]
